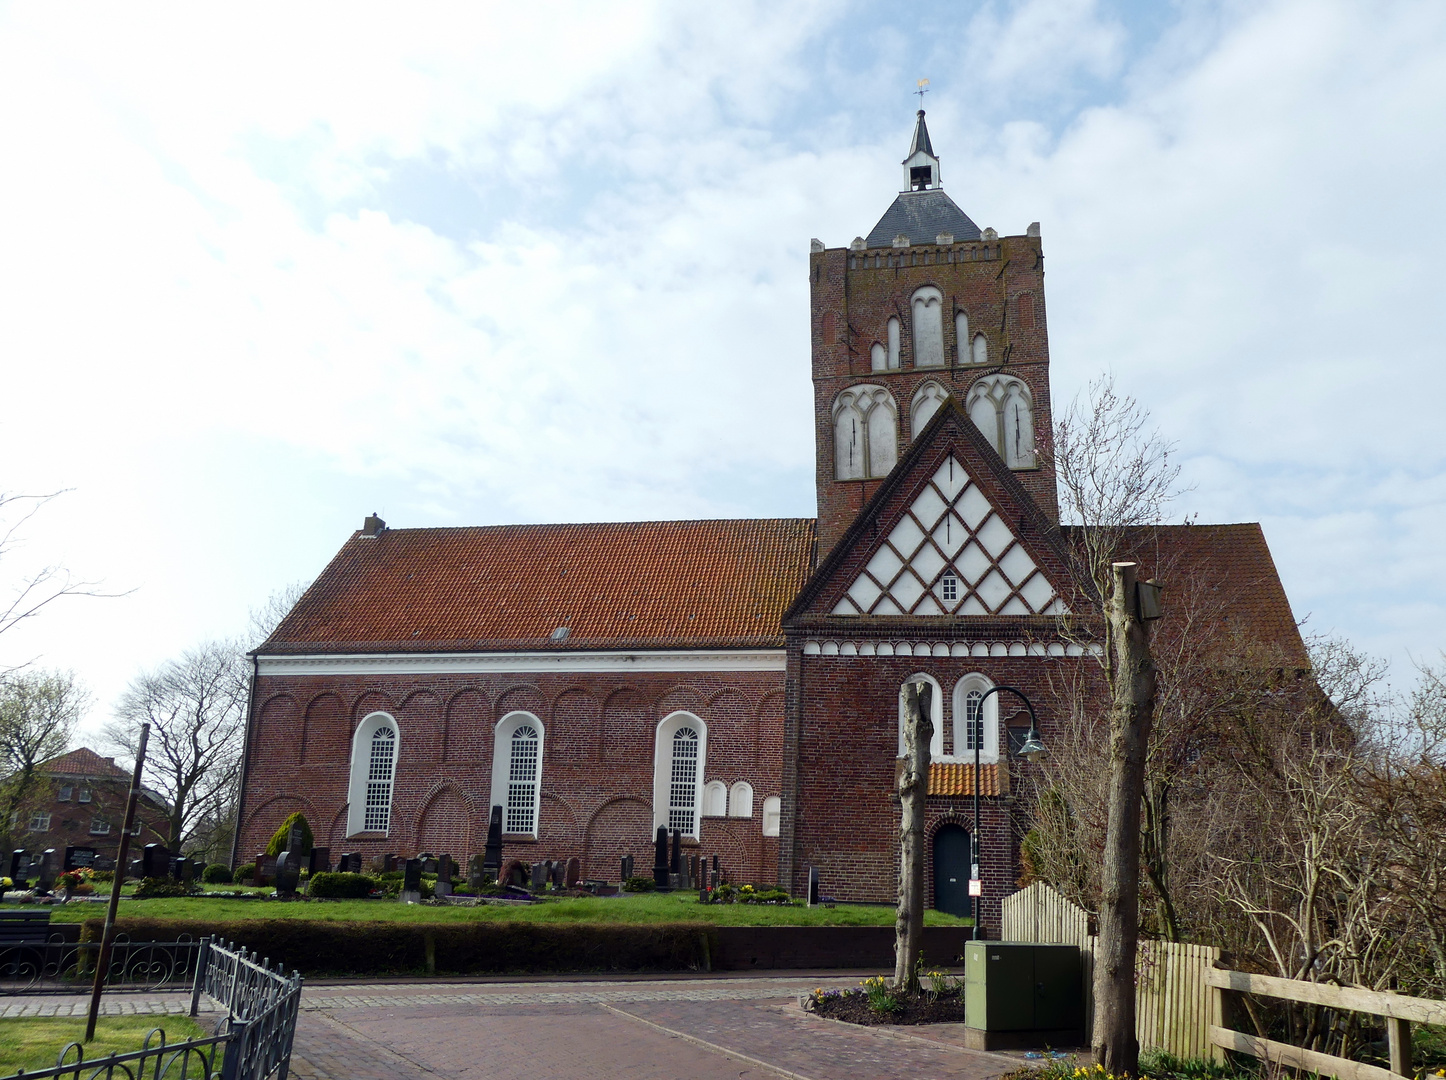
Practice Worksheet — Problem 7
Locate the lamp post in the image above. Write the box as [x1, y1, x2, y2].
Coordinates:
[970, 686, 1045, 940]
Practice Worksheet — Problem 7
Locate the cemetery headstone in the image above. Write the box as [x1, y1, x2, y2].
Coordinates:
[807, 865, 819, 906]
[128, 857, 144, 881]
[383, 854, 398, 874]
[64, 846, 97, 871]
[467, 853, 489, 891]
[620, 854, 633, 882]
[9, 849, 27, 889]
[275, 851, 301, 896]
[251, 853, 269, 887]
[420, 853, 438, 875]
[35, 849, 57, 893]
[286, 821, 306, 853]
[309, 848, 331, 875]
[191, 858, 206, 881]
[711, 855, 719, 889]
[551, 860, 567, 888]
[564, 856, 581, 888]
[434, 855, 455, 897]
[530, 862, 547, 890]
[483, 806, 503, 874]
[172, 856, 193, 884]
[339, 851, 361, 873]
[401, 858, 422, 902]
[142, 843, 171, 879]
[499, 857, 527, 888]
[653, 826, 669, 890]
[670, 830, 681, 874]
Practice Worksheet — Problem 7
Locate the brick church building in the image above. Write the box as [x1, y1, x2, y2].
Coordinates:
[235, 112, 1302, 928]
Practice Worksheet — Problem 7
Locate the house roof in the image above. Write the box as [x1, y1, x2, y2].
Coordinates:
[260, 518, 818, 655]
[865, 188, 981, 248]
[39, 747, 130, 780]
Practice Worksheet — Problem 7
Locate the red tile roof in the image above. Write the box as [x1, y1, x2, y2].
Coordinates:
[40, 747, 129, 779]
[262, 519, 817, 654]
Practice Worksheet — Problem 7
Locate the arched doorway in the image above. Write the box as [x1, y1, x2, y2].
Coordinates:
[933, 823, 972, 918]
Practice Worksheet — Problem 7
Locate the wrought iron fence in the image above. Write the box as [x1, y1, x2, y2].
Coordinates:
[1, 935, 205, 996]
[4, 938, 302, 1080]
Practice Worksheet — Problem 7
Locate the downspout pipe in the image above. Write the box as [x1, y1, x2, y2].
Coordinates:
[229, 651, 261, 870]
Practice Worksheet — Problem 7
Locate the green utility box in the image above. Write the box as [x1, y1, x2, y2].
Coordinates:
[963, 942, 1084, 1049]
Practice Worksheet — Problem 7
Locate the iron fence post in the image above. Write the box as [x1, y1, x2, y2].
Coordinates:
[191, 936, 212, 1017]
[220, 1018, 249, 1080]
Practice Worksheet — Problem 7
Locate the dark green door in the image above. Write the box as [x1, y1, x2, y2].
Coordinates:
[933, 824, 972, 917]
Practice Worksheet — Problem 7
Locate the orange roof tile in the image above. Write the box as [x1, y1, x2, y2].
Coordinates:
[894, 760, 1006, 796]
[263, 519, 817, 654]
[39, 747, 129, 779]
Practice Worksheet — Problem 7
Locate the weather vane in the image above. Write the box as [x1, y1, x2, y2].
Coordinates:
[916, 78, 930, 107]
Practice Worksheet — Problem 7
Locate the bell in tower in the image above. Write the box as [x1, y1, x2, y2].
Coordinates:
[904, 109, 940, 191]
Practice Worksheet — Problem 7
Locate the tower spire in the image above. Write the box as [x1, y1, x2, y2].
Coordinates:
[902, 107, 940, 191]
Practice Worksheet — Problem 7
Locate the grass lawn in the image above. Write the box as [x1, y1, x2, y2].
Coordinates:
[47, 890, 972, 927]
[1, 1016, 212, 1075]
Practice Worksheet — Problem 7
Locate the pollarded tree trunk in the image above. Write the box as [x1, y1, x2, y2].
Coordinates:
[895, 680, 933, 993]
[1093, 562, 1157, 1076]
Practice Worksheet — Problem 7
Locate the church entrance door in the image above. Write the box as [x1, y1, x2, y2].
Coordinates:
[933, 823, 971, 917]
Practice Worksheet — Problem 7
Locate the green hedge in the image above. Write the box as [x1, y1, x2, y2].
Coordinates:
[201, 865, 233, 885]
[308, 872, 375, 899]
[80, 918, 713, 976]
[265, 813, 313, 858]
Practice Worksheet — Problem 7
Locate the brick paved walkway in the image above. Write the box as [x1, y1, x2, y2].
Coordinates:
[4, 976, 1026, 1080]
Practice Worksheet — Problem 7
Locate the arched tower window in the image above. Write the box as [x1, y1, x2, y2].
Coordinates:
[833, 386, 898, 480]
[491, 712, 545, 837]
[967, 375, 1036, 468]
[972, 332, 988, 365]
[897, 674, 946, 759]
[910, 380, 949, 440]
[653, 712, 707, 837]
[952, 674, 1000, 762]
[956, 310, 970, 363]
[911, 287, 944, 368]
[347, 712, 399, 836]
[887, 317, 901, 369]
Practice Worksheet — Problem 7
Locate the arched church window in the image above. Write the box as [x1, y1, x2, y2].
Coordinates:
[347, 713, 399, 836]
[952, 675, 999, 762]
[887, 317, 901, 369]
[910, 381, 949, 440]
[967, 375, 1036, 468]
[956, 310, 970, 363]
[972, 332, 988, 365]
[668, 727, 700, 834]
[490, 713, 544, 836]
[833, 386, 898, 480]
[871, 342, 888, 372]
[653, 712, 707, 837]
[911, 287, 944, 368]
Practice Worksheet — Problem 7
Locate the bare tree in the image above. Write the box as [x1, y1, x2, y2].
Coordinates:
[104, 641, 249, 851]
[895, 680, 932, 993]
[0, 669, 88, 849]
[247, 580, 311, 648]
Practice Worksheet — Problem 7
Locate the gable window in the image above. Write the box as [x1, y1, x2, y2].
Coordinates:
[653, 712, 707, 838]
[833, 385, 898, 480]
[347, 712, 401, 836]
[967, 375, 1036, 468]
[952, 675, 999, 762]
[728, 781, 754, 818]
[911, 287, 945, 368]
[28, 811, 51, 831]
[58, 786, 72, 802]
[90, 818, 111, 836]
[761, 796, 781, 837]
[940, 573, 958, 602]
[491, 712, 545, 837]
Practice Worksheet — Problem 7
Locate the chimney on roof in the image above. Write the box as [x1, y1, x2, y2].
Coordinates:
[362, 513, 386, 538]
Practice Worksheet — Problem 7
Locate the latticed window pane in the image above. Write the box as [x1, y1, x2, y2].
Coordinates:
[962, 691, 984, 753]
[668, 727, 699, 833]
[506, 725, 539, 834]
[363, 726, 396, 832]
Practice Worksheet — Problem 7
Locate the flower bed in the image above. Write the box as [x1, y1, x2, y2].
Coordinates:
[804, 971, 968, 1026]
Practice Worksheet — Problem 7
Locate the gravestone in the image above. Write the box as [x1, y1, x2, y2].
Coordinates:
[35, 849, 57, 893]
[467, 854, 489, 891]
[339, 851, 361, 874]
[309, 848, 331, 875]
[142, 843, 171, 879]
[401, 858, 422, 902]
[670, 830, 681, 875]
[483, 806, 503, 875]
[420, 853, 438, 875]
[551, 860, 567, 888]
[434, 855, 455, 897]
[64, 846, 97, 871]
[688, 854, 699, 890]
[807, 865, 820, 906]
[498, 857, 526, 888]
[564, 856, 581, 888]
[711, 855, 719, 889]
[530, 862, 547, 890]
[275, 851, 301, 896]
[9, 849, 27, 889]
[129, 857, 144, 881]
[383, 854, 398, 874]
[286, 821, 306, 853]
[172, 856, 193, 884]
[652, 826, 669, 890]
[190, 858, 206, 881]
[620, 854, 633, 882]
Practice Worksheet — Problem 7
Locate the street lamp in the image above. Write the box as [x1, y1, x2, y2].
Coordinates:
[971, 685, 1045, 939]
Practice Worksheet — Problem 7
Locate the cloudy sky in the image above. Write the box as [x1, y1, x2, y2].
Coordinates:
[2, 0, 1443, 736]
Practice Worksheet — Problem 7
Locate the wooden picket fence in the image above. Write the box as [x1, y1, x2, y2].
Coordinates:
[1001, 882, 1219, 1059]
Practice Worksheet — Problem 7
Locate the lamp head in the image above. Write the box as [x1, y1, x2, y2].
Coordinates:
[1017, 729, 1047, 761]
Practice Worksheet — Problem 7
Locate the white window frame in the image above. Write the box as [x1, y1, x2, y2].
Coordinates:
[951, 674, 1000, 763]
[58, 785, 72, 802]
[898, 674, 946, 759]
[77, 787, 92, 804]
[702, 780, 728, 818]
[653, 712, 707, 838]
[490, 712, 545, 838]
[728, 781, 754, 818]
[346, 711, 400, 836]
[28, 811, 51, 832]
[761, 796, 781, 837]
[90, 818, 111, 836]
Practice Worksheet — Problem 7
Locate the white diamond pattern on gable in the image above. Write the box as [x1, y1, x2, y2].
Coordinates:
[835, 456, 1069, 617]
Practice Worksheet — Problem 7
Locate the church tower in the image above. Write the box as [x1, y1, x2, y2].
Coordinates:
[808, 109, 1058, 557]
